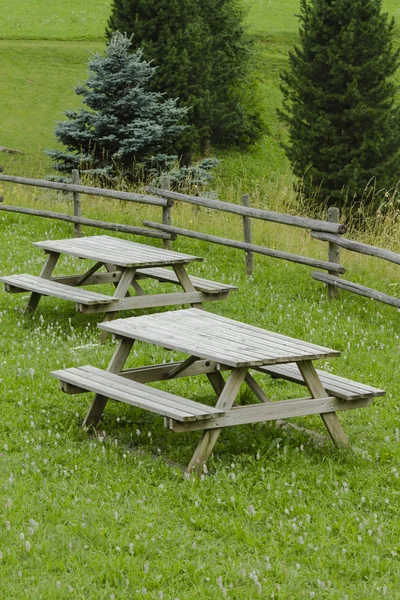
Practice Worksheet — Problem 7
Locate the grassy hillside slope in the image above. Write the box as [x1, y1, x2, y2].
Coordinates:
[1, 0, 399, 175]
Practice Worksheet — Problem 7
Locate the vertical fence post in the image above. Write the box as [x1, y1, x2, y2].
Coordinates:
[241, 194, 254, 277]
[327, 206, 341, 299]
[72, 169, 82, 238]
[161, 175, 173, 250]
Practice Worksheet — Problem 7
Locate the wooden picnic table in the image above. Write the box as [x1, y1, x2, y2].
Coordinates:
[51, 308, 384, 474]
[0, 236, 237, 327]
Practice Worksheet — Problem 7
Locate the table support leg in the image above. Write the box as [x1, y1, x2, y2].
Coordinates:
[244, 373, 272, 403]
[186, 367, 247, 475]
[99, 267, 137, 342]
[25, 251, 60, 314]
[206, 371, 226, 396]
[172, 264, 204, 310]
[297, 360, 350, 447]
[83, 338, 135, 428]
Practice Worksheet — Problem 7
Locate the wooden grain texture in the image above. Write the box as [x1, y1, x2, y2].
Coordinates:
[97, 309, 340, 367]
[242, 194, 254, 276]
[257, 362, 384, 400]
[24, 250, 60, 313]
[52, 365, 224, 422]
[136, 267, 237, 293]
[327, 207, 341, 300]
[72, 169, 82, 238]
[33, 235, 201, 268]
[1, 274, 117, 304]
[118, 360, 229, 384]
[169, 395, 373, 433]
[312, 272, 400, 309]
[186, 367, 248, 474]
[0, 205, 171, 240]
[83, 338, 134, 427]
[145, 187, 347, 233]
[311, 231, 400, 265]
[143, 221, 346, 273]
[297, 360, 350, 447]
[78, 291, 228, 314]
[0, 174, 169, 207]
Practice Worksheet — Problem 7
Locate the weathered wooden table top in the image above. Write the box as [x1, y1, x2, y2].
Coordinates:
[33, 235, 202, 268]
[98, 308, 340, 368]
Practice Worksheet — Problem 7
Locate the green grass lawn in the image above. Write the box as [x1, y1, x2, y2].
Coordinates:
[0, 199, 399, 598]
[1, 1, 400, 597]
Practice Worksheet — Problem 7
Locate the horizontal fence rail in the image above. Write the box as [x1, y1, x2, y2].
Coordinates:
[143, 220, 346, 273]
[1, 169, 398, 310]
[0, 174, 169, 207]
[311, 231, 400, 266]
[0, 171, 174, 246]
[0, 205, 172, 240]
[145, 186, 347, 234]
[312, 272, 400, 309]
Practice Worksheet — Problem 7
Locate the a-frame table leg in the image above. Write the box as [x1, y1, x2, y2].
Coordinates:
[172, 263, 204, 310]
[83, 337, 134, 428]
[297, 360, 350, 447]
[186, 367, 247, 475]
[99, 267, 137, 342]
[25, 251, 61, 314]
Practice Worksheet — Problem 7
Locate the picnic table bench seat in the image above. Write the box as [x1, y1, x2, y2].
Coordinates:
[135, 267, 237, 294]
[51, 365, 225, 422]
[257, 362, 385, 401]
[0, 274, 117, 305]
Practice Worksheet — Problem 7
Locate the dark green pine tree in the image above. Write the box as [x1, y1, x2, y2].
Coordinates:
[107, 0, 212, 163]
[280, 0, 400, 211]
[201, 0, 264, 150]
[106, 0, 263, 159]
[46, 32, 187, 182]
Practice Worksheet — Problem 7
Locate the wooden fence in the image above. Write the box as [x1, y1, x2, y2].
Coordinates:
[0, 172, 398, 308]
[0, 171, 174, 243]
[143, 186, 400, 310]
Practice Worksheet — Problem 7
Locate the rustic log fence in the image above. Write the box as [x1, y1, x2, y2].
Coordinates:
[0, 172, 398, 309]
[0, 172, 174, 243]
[144, 186, 400, 310]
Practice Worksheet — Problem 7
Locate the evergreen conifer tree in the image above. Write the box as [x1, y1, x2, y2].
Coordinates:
[280, 0, 400, 211]
[106, 0, 263, 158]
[46, 32, 187, 181]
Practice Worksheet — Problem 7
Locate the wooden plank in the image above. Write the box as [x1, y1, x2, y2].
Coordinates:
[145, 187, 347, 234]
[0, 174, 169, 207]
[49, 271, 122, 287]
[1, 274, 116, 304]
[0, 205, 171, 240]
[311, 231, 400, 265]
[312, 272, 400, 309]
[52, 365, 224, 421]
[297, 360, 350, 447]
[118, 360, 230, 383]
[97, 309, 340, 367]
[158, 309, 340, 358]
[136, 267, 237, 292]
[143, 221, 347, 273]
[79, 291, 228, 314]
[257, 363, 384, 400]
[33, 235, 201, 268]
[168, 395, 373, 433]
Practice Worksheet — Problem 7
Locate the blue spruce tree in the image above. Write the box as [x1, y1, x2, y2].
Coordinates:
[46, 32, 187, 182]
